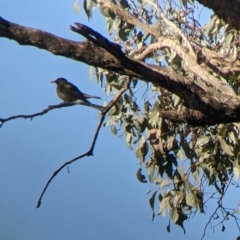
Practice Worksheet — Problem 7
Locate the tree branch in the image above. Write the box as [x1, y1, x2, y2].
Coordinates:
[1, 16, 240, 124]
[36, 78, 131, 208]
[197, 0, 240, 30]
[0, 102, 103, 126]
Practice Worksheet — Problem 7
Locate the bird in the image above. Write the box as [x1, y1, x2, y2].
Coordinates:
[51, 77, 101, 103]
[51, 77, 103, 111]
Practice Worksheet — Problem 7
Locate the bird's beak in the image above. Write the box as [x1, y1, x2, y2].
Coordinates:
[51, 80, 57, 83]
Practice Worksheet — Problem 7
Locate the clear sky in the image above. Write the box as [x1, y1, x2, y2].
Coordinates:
[0, 1, 239, 240]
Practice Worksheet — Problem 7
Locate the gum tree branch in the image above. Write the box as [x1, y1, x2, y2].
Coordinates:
[197, 0, 240, 31]
[1, 16, 240, 124]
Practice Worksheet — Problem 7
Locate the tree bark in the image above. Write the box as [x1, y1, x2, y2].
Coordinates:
[197, 0, 240, 30]
[1, 16, 240, 125]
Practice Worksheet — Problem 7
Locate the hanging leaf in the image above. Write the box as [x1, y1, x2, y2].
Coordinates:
[99, 6, 115, 19]
[186, 193, 198, 208]
[136, 168, 147, 183]
[88, 66, 94, 81]
[172, 208, 187, 234]
[135, 146, 144, 162]
[83, 0, 92, 19]
[166, 220, 171, 232]
[111, 125, 117, 135]
[125, 132, 133, 150]
[218, 136, 234, 156]
[149, 191, 157, 221]
[176, 149, 184, 161]
[196, 135, 210, 147]
[233, 158, 240, 180]
[73, 0, 80, 14]
[146, 160, 155, 182]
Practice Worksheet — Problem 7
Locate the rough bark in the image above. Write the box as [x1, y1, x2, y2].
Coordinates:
[1, 16, 240, 125]
[197, 0, 240, 30]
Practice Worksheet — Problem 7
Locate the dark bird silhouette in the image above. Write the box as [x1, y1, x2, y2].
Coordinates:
[51, 77, 101, 103]
[51, 77, 103, 111]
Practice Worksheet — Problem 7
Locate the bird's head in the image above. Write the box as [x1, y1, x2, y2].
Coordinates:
[51, 78, 68, 85]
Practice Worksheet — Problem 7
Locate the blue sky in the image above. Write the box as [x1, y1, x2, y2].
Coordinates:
[0, 1, 239, 240]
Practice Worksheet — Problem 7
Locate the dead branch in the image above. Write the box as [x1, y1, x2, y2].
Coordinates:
[0, 102, 103, 127]
[36, 78, 131, 208]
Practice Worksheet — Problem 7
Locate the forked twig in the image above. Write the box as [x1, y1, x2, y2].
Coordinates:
[36, 77, 131, 208]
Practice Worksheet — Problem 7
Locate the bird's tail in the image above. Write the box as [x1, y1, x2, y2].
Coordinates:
[83, 93, 101, 100]
[78, 101, 103, 111]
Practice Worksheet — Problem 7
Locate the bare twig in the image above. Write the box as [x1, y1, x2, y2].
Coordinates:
[200, 175, 240, 240]
[36, 77, 131, 208]
[0, 102, 103, 127]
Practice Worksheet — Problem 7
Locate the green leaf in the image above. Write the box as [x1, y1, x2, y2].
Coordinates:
[196, 135, 210, 147]
[171, 94, 180, 107]
[146, 161, 155, 183]
[171, 207, 179, 223]
[88, 66, 94, 81]
[136, 168, 147, 183]
[166, 220, 171, 232]
[73, 0, 80, 14]
[165, 161, 173, 179]
[167, 135, 174, 151]
[135, 146, 143, 162]
[160, 179, 170, 189]
[158, 195, 170, 216]
[83, 0, 92, 19]
[118, 28, 128, 41]
[192, 166, 200, 182]
[106, 72, 117, 83]
[125, 132, 133, 150]
[176, 149, 184, 161]
[233, 157, 240, 180]
[218, 136, 234, 156]
[144, 101, 151, 112]
[111, 125, 117, 135]
[141, 138, 149, 157]
[172, 208, 187, 234]
[119, 0, 130, 9]
[99, 6, 115, 19]
[148, 102, 160, 127]
[186, 193, 198, 208]
[149, 191, 157, 221]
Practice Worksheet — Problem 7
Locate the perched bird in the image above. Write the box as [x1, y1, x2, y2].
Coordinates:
[51, 77, 103, 111]
[51, 77, 101, 103]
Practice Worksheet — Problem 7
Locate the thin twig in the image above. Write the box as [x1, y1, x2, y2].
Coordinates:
[0, 102, 103, 126]
[36, 77, 131, 208]
[200, 175, 235, 240]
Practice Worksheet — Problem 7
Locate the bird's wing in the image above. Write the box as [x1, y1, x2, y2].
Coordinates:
[64, 89, 89, 102]
[60, 82, 101, 101]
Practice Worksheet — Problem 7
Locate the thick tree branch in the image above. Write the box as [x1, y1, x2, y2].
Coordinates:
[160, 106, 209, 125]
[98, 0, 161, 37]
[197, 0, 240, 30]
[1, 16, 240, 124]
[98, 1, 235, 96]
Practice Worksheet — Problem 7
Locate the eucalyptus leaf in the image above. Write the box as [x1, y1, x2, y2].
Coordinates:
[149, 191, 157, 221]
[83, 0, 92, 19]
[111, 125, 117, 135]
[136, 168, 147, 183]
[186, 193, 198, 208]
[218, 136, 234, 156]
